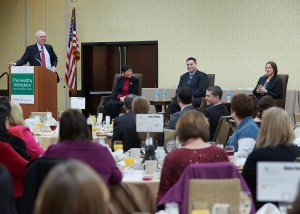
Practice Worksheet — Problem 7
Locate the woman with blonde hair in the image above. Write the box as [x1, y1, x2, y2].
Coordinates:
[35, 160, 111, 214]
[157, 111, 228, 203]
[242, 107, 300, 210]
[9, 101, 44, 159]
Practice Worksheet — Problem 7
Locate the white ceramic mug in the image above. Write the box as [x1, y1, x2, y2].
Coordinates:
[130, 148, 141, 160]
[142, 160, 157, 174]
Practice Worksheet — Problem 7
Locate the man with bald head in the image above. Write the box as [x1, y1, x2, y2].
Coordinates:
[9, 30, 58, 74]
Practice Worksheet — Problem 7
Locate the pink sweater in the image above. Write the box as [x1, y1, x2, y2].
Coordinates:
[9, 126, 44, 159]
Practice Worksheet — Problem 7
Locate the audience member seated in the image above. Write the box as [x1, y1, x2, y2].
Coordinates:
[132, 96, 156, 146]
[104, 64, 139, 119]
[253, 61, 282, 100]
[0, 106, 29, 210]
[242, 107, 300, 210]
[9, 101, 44, 159]
[157, 87, 194, 146]
[35, 160, 111, 214]
[166, 86, 194, 130]
[201, 86, 229, 141]
[157, 111, 229, 203]
[42, 109, 122, 184]
[227, 94, 259, 158]
[0, 96, 25, 140]
[253, 95, 276, 126]
[168, 57, 208, 114]
[111, 94, 138, 152]
[0, 165, 18, 214]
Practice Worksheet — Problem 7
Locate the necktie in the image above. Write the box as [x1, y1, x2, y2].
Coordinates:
[41, 46, 46, 66]
[188, 74, 193, 85]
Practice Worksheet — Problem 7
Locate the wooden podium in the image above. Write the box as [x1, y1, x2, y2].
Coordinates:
[9, 66, 57, 119]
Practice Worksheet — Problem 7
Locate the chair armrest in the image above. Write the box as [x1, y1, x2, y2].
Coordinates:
[99, 95, 112, 106]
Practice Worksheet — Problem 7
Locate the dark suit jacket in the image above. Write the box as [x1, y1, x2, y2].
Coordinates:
[202, 104, 229, 141]
[111, 111, 140, 152]
[252, 75, 282, 99]
[15, 44, 58, 67]
[166, 105, 194, 130]
[176, 70, 208, 107]
[112, 76, 139, 100]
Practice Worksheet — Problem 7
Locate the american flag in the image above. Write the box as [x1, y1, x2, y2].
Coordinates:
[65, 6, 80, 95]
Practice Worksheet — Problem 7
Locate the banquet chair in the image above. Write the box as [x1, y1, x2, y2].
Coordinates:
[20, 158, 65, 214]
[188, 179, 240, 214]
[212, 116, 234, 146]
[163, 128, 177, 153]
[294, 113, 300, 125]
[158, 162, 255, 214]
[97, 73, 143, 115]
[274, 74, 289, 109]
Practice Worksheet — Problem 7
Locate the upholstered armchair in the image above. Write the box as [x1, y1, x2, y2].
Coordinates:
[274, 74, 289, 109]
[97, 73, 143, 115]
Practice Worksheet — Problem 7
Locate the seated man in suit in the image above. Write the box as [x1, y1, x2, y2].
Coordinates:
[111, 94, 138, 152]
[166, 86, 194, 130]
[168, 57, 208, 114]
[157, 87, 194, 146]
[201, 86, 229, 141]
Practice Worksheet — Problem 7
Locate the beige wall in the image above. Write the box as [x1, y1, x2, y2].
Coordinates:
[1, 0, 299, 112]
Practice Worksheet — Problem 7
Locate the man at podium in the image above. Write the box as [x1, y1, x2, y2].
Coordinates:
[8, 30, 59, 81]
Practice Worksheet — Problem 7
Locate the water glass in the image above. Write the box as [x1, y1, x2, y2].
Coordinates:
[165, 202, 179, 214]
[225, 146, 235, 156]
[140, 141, 146, 154]
[105, 115, 110, 125]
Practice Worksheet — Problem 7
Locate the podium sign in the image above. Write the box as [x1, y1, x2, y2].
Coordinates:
[10, 66, 34, 104]
[9, 66, 57, 119]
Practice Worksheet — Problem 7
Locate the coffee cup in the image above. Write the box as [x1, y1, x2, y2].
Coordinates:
[142, 160, 157, 174]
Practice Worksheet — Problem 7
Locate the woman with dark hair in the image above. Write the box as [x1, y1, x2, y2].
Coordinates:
[42, 109, 122, 184]
[0, 165, 18, 214]
[254, 95, 276, 126]
[104, 64, 139, 119]
[157, 111, 228, 202]
[227, 94, 259, 158]
[35, 160, 111, 214]
[0, 106, 29, 209]
[253, 61, 283, 99]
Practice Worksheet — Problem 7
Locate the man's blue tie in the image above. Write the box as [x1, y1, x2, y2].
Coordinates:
[188, 74, 193, 85]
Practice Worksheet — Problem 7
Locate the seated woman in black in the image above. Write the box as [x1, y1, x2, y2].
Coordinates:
[104, 64, 139, 119]
[253, 61, 282, 100]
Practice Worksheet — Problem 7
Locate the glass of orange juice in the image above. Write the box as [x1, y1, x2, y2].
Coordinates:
[92, 125, 98, 133]
[90, 115, 96, 125]
[113, 140, 123, 151]
[123, 151, 135, 173]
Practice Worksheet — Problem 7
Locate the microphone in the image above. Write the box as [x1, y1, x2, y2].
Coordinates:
[35, 51, 42, 65]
